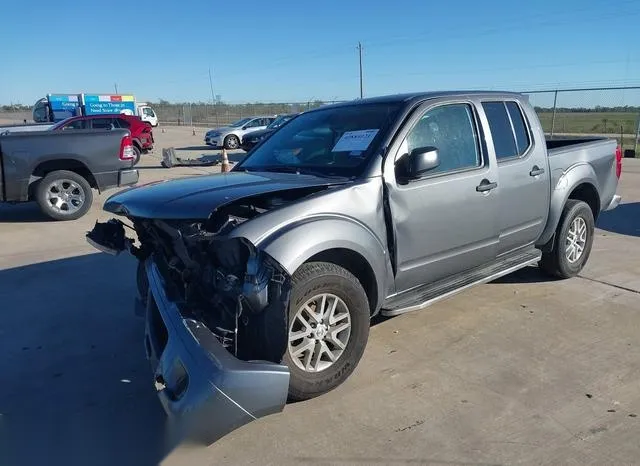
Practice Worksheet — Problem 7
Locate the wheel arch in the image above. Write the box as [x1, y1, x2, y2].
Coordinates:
[537, 163, 601, 247]
[30, 159, 97, 199]
[253, 218, 393, 316]
[568, 182, 600, 221]
[306, 248, 378, 316]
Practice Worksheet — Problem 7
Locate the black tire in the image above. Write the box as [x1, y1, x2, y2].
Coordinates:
[34, 170, 93, 221]
[540, 200, 595, 279]
[283, 262, 370, 401]
[132, 145, 141, 165]
[137, 260, 149, 306]
[224, 134, 240, 150]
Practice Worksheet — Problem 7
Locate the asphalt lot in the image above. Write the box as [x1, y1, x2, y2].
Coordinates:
[1, 127, 639, 466]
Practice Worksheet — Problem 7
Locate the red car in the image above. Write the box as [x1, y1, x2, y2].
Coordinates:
[50, 114, 154, 165]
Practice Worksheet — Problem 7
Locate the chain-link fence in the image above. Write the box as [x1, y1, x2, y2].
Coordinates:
[523, 86, 640, 154]
[153, 101, 346, 127]
[1, 88, 639, 155]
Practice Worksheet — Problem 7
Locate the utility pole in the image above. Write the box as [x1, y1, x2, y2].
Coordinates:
[208, 68, 216, 104]
[357, 42, 363, 99]
[114, 83, 118, 94]
[209, 67, 219, 126]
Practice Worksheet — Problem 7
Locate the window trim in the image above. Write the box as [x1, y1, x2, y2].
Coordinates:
[481, 100, 534, 163]
[395, 100, 486, 181]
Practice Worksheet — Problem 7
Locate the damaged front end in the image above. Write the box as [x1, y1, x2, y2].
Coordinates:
[86, 211, 292, 445]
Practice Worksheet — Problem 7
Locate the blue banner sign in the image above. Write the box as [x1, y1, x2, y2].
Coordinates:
[83, 94, 136, 115]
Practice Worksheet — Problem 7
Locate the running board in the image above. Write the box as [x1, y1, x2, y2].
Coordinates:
[381, 249, 542, 317]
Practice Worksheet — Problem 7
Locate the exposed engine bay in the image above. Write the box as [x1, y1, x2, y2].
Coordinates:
[86, 194, 299, 364]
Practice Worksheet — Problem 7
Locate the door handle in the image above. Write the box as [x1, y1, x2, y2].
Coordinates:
[476, 179, 498, 192]
[530, 165, 545, 177]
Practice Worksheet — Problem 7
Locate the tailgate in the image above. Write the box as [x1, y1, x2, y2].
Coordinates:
[144, 260, 290, 445]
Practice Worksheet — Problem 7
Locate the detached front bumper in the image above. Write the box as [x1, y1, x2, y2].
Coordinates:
[144, 260, 290, 444]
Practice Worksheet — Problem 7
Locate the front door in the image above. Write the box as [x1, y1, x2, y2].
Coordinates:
[384, 100, 500, 293]
[480, 101, 550, 256]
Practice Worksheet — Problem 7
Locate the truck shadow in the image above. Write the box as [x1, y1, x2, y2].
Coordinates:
[491, 265, 558, 284]
[0, 202, 53, 223]
[0, 253, 179, 466]
[596, 202, 640, 237]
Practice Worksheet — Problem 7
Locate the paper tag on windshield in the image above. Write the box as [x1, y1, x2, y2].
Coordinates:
[332, 129, 379, 153]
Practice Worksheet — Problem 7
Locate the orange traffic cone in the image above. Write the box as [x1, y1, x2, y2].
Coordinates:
[221, 148, 230, 173]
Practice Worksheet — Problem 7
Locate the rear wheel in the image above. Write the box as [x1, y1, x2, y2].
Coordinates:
[132, 145, 141, 165]
[224, 134, 240, 150]
[34, 170, 93, 221]
[540, 200, 595, 278]
[283, 262, 370, 401]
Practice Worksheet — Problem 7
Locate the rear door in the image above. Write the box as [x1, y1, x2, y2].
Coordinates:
[480, 100, 550, 256]
[384, 99, 500, 292]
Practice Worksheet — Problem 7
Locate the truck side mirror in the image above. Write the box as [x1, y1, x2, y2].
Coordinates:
[406, 146, 440, 178]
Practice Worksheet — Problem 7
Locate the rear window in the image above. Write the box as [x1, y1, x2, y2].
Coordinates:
[482, 101, 531, 160]
[91, 118, 114, 129]
[116, 118, 131, 129]
[59, 119, 86, 130]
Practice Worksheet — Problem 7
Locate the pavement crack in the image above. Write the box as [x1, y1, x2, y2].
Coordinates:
[577, 275, 640, 295]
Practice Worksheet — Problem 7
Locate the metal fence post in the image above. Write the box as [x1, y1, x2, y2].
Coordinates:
[634, 112, 640, 155]
[550, 90, 558, 138]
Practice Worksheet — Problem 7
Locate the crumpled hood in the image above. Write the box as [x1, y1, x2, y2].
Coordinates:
[104, 171, 347, 219]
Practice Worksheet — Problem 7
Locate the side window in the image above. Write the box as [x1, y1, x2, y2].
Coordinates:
[61, 120, 86, 130]
[91, 118, 114, 129]
[402, 103, 481, 175]
[143, 107, 155, 117]
[482, 101, 531, 160]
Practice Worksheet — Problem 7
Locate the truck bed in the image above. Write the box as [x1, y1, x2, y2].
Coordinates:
[546, 136, 619, 215]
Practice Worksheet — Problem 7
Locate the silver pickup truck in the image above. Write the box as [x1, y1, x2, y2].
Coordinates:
[87, 91, 622, 443]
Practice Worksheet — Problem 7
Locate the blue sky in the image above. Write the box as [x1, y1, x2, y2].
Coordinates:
[1, 0, 639, 105]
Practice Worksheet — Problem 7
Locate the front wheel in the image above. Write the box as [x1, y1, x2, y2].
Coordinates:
[223, 134, 240, 150]
[540, 199, 595, 278]
[283, 262, 370, 401]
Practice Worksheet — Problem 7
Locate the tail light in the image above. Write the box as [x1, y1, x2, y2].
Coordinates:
[615, 145, 622, 179]
[120, 135, 135, 161]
